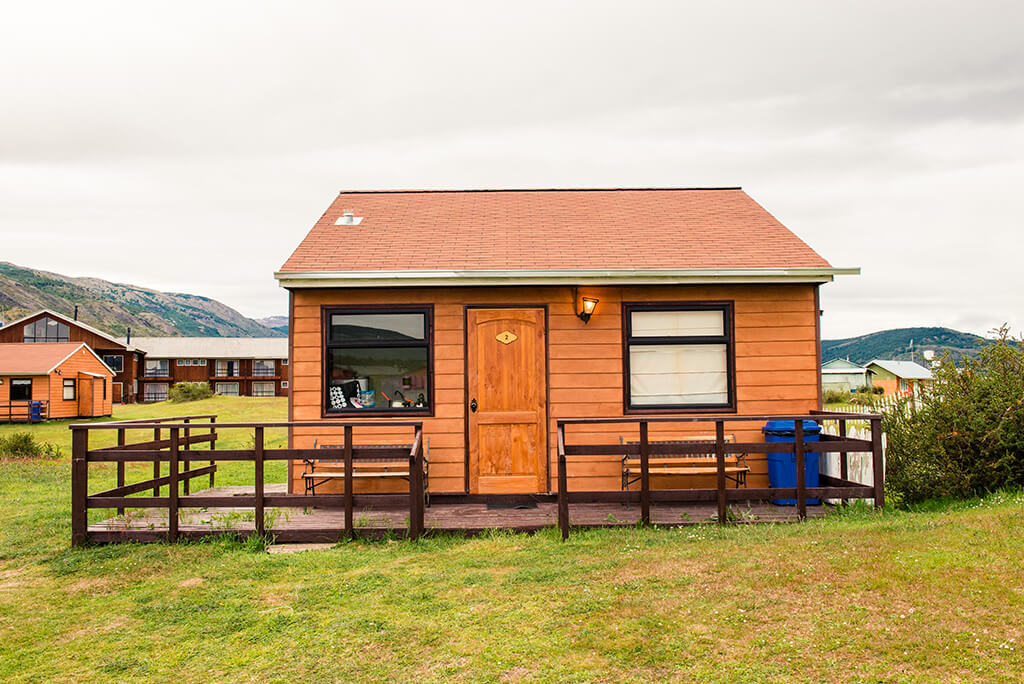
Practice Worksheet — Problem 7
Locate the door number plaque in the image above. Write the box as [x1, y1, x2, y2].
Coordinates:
[495, 331, 518, 344]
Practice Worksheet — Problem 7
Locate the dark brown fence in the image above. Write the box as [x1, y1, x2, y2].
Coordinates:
[70, 417, 425, 546]
[556, 412, 883, 539]
[1, 400, 49, 423]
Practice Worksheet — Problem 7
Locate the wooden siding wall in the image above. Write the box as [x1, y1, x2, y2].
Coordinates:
[289, 284, 821, 494]
[0, 376, 48, 407]
[139, 358, 289, 399]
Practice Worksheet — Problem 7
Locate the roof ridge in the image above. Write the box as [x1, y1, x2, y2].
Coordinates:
[335, 186, 743, 195]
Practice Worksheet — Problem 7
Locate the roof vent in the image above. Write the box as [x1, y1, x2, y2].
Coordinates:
[335, 210, 363, 226]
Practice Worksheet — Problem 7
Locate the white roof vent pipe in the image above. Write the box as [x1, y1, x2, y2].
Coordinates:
[335, 210, 363, 226]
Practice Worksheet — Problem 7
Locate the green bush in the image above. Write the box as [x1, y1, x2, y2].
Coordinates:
[823, 389, 849, 404]
[883, 326, 1024, 506]
[0, 432, 61, 459]
[872, 385, 884, 395]
[169, 382, 214, 403]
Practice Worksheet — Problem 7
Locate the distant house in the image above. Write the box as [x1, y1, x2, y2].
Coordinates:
[821, 358, 872, 393]
[127, 337, 289, 402]
[0, 342, 114, 421]
[865, 359, 933, 396]
[0, 310, 144, 404]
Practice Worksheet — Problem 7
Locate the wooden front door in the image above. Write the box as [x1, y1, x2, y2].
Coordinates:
[77, 377, 93, 417]
[467, 308, 547, 494]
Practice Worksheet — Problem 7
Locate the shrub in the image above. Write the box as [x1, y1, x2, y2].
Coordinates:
[823, 389, 849, 404]
[0, 432, 61, 459]
[872, 386, 884, 395]
[883, 326, 1024, 506]
[169, 382, 214, 403]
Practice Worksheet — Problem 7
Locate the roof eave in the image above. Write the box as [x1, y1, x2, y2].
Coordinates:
[274, 267, 860, 289]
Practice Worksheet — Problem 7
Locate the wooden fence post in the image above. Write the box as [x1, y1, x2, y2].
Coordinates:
[871, 417, 884, 509]
[716, 420, 727, 524]
[639, 421, 650, 526]
[795, 420, 806, 521]
[182, 418, 191, 496]
[838, 419, 848, 507]
[209, 416, 217, 489]
[409, 426, 423, 541]
[116, 428, 126, 516]
[153, 427, 161, 496]
[344, 425, 353, 539]
[168, 427, 179, 543]
[71, 427, 89, 547]
[254, 426, 265, 537]
[557, 424, 569, 540]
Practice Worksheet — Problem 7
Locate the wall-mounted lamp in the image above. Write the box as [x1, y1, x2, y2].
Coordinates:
[574, 288, 600, 324]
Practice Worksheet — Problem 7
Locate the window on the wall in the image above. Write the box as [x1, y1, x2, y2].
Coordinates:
[144, 359, 169, 377]
[215, 382, 240, 396]
[252, 382, 275, 397]
[215, 360, 241, 377]
[324, 308, 431, 414]
[63, 379, 76, 401]
[253, 360, 275, 377]
[102, 355, 123, 373]
[143, 383, 169, 402]
[23, 317, 70, 343]
[10, 379, 32, 401]
[623, 303, 734, 411]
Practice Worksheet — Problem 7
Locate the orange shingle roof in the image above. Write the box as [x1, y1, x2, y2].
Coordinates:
[279, 188, 832, 273]
[0, 343, 87, 375]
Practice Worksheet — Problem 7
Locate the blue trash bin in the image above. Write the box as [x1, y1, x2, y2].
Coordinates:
[762, 419, 822, 505]
[29, 401, 43, 422]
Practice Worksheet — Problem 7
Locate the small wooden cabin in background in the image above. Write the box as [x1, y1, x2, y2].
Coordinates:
[864, 359, 933, 396]
[821, 358, 873, 394]
[0, 310, 143, 404]
[275, 188, 857, 496]
[0, 343, 114, 421]
[128, 337, 289, 402]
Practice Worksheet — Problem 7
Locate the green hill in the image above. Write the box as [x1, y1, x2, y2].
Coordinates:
[0, 262, 284, 338]
[822, 327, 989, 365]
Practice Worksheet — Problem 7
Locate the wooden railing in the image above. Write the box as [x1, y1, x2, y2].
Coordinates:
[70, 417, 426, 546]
[556, 412, 884, 540]
[1, 400, 49, 423]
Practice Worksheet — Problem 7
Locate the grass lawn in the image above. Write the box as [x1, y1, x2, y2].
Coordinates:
[1, 398, 1022, 681]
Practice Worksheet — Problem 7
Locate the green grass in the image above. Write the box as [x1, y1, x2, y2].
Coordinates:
[1, 398, 1023, 681]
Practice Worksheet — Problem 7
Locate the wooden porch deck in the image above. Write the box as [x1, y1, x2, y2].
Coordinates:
[87, 483, 830, 542]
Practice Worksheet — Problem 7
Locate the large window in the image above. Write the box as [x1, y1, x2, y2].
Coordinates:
[324, 308, 431, 414]
[215, 360, 241, 377]
[253, 360, 276, 377]
[23, 317, 69, 343]
[144, 359, 169, 377]
[215, 382, 240, 396]
[102, 355, 123, 373]
[10, 379, 32, 401]
[143, 383, 169, 402]
[623, 303, 734, 411]
[252, 382, 275, 397]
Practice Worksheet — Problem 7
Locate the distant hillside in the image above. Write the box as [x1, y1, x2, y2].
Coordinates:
[256, 315, 288, 334]
[822, 327, 989, 365]
[0, 262, 285, 338]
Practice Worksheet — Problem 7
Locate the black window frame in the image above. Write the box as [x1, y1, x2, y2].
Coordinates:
[63, 378, 76, 401]
[102, 354, 124, 373]
[622, 301, 736, 414]
[23, 317, 70, 343]
[9, 378, 33, 402]
[322, 305, 434, 418]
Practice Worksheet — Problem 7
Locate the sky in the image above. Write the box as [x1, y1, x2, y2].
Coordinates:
[1, 1, 1022, 339]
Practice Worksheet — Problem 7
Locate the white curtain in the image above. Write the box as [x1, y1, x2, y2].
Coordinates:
[629, 344, 728, 405]
[631, 310, 724, 337]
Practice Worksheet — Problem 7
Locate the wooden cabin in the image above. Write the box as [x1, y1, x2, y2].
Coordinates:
[864, 359, 933, 397]
[0, 342, 114, 421]
[275, 188, 856, 496]
[0, 310, 143, 404]
[128, 337, 289, 402]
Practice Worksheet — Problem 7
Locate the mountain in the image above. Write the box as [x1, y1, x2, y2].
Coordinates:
[822, 327, 989, 365]
[256, 315, 289, 334]
[0, 262, 285, 338]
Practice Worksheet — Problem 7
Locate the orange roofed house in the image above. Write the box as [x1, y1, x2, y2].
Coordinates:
[275, 188, 857, 496]
[0, 343, 114, 422]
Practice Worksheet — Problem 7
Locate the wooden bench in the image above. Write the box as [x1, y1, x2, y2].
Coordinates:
[302, 440, 429, 504]
[621, 434, 749, 492]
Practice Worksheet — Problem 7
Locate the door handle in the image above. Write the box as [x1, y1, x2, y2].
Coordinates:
[470, 398, 478, 413]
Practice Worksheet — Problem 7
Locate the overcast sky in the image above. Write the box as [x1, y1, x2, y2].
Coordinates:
[2, 1, 1022, 338]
